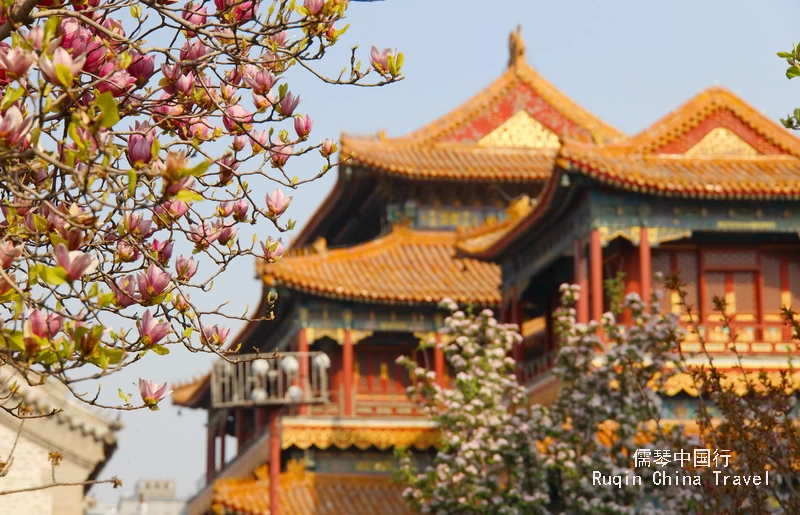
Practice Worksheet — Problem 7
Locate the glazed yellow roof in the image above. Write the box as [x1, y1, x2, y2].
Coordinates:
[212, 462, 411, 515]
[260, 224, 501, 305]
[457, 195, 536, 255]
[341, 30, 622, 182]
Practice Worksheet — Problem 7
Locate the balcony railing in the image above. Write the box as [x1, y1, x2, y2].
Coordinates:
[210, 352, 329, 409]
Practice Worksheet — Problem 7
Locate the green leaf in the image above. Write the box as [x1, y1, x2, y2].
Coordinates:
[186, 160, 210, 177]
[778, 52, 793, 58]
[55, 63, 74, 87]
[183, 327, 193, 339]
[118, 388, 131, 404]
[152, 344, 170, 356]
[104, 346, 125, 365]
[95, 92, 120, 128]
[127, 169, 138, 197]
[396, 52, 405, 71]
[0, 330, 24, 352]
[39, 266, 68, 286]
[0, 87, 24, 111]
[32, 213, 49, 233]
[43, 16, 59, 47]
[175, 190, 204, 202]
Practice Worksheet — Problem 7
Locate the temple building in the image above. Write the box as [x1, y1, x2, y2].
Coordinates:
[459, 83, 800, 423]
[173, 29, 622, 515]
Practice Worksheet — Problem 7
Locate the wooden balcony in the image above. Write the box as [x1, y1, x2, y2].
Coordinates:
[210, 352, 330, 409]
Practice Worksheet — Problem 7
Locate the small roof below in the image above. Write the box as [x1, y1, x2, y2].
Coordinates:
[212, 461, 411, 515]
[260, 224, 501, 306]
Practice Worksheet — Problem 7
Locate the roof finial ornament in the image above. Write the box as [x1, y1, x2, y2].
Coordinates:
[508, 25, 525, 68]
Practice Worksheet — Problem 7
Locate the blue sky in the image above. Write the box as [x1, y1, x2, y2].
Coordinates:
[91, 0, 800, 504]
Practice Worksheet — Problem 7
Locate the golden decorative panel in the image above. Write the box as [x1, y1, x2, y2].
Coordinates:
[282, 425, 439, 451]
[478, 111, 561, 149]
[684, 127, 759, 157]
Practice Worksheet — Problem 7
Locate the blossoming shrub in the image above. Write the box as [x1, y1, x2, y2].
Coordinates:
[397, 288, 701, 514]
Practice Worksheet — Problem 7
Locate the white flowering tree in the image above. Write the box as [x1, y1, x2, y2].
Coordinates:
[0, 0, 403, 495]
[396, 283, 722, 514]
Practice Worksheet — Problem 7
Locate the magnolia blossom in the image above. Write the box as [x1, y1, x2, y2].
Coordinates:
[175, 255, 198, 281]
[369, 46, 393, 73]
[0, 240, 22, 269]
[269, 145, 293, 167]
[0, 48, 35, 77]
[304, 0, 324, 15]
[243, 68, 276, 94]
[266, 189, 292, 216]
[110, 274, 138, 308]
[200, 324, 230, 346]
[278, 92, 300, 116]
[137, 264, 171, 302]
[27, 309, 64, 340]
[126, 122, 155, 167]
[172, 293, 191, 313]
[116, 240, 141, 262]
[0, 106, 33, 147]
[40, 47, 86, 86]
[138, 378, 170, 410]
[231, 199, 249, 222]
[260, 236, 284, 262]
[152, 239, 173, 264]
[54, 244, 98, 281]
[223, 105, 253, 133]
[189, 221, 220, 249]
[138, 310, 170, 347]
[294, 114, 313, 138]
[320, 138, 338, 158]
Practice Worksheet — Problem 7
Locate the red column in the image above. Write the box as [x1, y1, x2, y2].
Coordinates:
[574, 239, 589, 323]
[639, 227, 652, 303]
[434, 333, 445, 388]
[297, 328, 309, 415]
[206, 421, 216, 484]
[343, 329, 353, 417]
[268, 409, 281, 515]
[218, 416, 226, 469]
[781, 254, 791, 340]
[234, 408, 245, 452]
[590, 229, 603, 321]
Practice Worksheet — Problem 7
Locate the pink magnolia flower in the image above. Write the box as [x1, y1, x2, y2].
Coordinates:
[278, 92, 300, 116]
[110, 274, 139, 307]
[217, 224, 238, 245]
[180, 40, 209, 62]
[128, 52, 155, 85]
[97, 62, 137, 97]
[269, 145, 293, 167]
[101, 19, 126, 46]
[187, 117, 212, 141]
[138, 378, 170, 410]
[40, 47, 86, 86]
[175, 71, 195, 96]
[28, 309, 63, 339]
[243, 68, 276, 95]
[126, 122, 155, 168]
[138, 310, 170, 347]
[172, 293, 190, 313]
[200, 324, 231, 346]
[231, 199, 249, 222]
[0, 240, 22, 269]
[320, 138, 338, 158]
[268, 31, 289, 48]
[54, 244, 98, 281]
[221, 83, 238, 102]
[72, 35, 106, 74]
[369, 46, 394, 73]
[137, 264, 172, 302]
[153, 200, 189, 227]
[116, 240, 141, 262]
[266, 188, 292, 216]
[217, 202, 234, 218]
[152, 239, 173, 265]
[161, 62, 182, 82]
[304, 0, 324, 15]
[0, 106, 33, 147]
[223, 105, 252, 134]
[294, 114, 313, 138]
[260, 236, 284, 262]
[252, 92, 271, 111]
[231, 135, 248, 152]
[182, 3, 208, 34]
[250, 130, 268, 153]
[188, 221, 220, 249]
[175, 255, 198, 281]
[124, 213, 155, 239]
[0, 48, 34, 77]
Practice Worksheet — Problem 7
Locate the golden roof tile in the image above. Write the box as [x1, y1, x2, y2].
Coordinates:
[456, 195, 535, 254]
[259, 225, 501, 305]
[212, 462, 412, 515]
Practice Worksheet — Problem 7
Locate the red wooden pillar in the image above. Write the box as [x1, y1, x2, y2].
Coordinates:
[268, 409, 281, 515]
[218, 415, 226, 469]
[755, 252, 765, 342]
[206, 421, 216, 484]
[698, 249, 707, 325]
[343, 329, 354, 417]
[234, 408, 246, 451]
[639, 227, 652, 303]
[574, 239, 589, 323]
[297, 328, 309, 415]
[781, 254, 791, 340]
[434, 333, 445, 388]
[590, 229, 603, 321]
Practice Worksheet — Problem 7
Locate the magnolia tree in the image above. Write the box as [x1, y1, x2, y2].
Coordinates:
[0, 0, 402, 492]
[398, 279, 800, 513]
